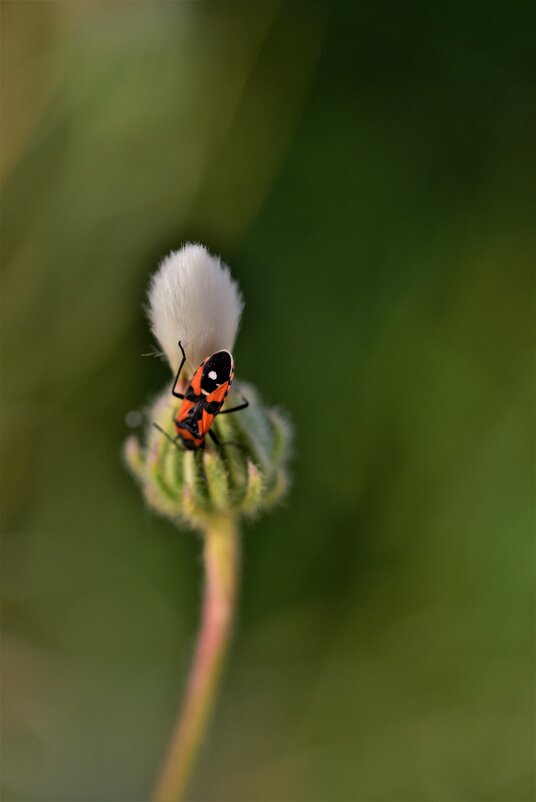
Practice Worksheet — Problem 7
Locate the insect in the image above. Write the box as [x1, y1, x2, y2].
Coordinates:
[154, 341, 248, 451]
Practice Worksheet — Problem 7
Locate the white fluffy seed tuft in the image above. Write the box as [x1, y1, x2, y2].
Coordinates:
[147, 244, 244, 374]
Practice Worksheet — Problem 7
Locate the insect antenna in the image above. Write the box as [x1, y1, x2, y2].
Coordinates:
[152, 422, 183, 452]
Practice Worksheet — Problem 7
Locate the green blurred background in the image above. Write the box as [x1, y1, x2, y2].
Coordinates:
[1, 2, 534, 800]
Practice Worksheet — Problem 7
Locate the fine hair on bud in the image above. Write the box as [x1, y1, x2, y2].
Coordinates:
[147, 243, 244, 374]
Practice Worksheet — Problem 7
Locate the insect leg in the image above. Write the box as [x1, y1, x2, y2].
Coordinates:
[194, 447, 208, 482]
[208, 428, 246, 452]
[218, 396, 249, 415]
[171, 341, 187, 399]
[208, 428, 221, 446]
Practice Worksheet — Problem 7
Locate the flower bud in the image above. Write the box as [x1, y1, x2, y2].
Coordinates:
[124, 382, 291, 529]
[124, 243, 292, 530]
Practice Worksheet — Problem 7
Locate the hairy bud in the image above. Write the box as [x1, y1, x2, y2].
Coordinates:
[124, 243, 292, 530]
[124, 382, 291, 529]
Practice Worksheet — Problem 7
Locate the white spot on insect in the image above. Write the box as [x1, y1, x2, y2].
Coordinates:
[208, 370, 217, 381]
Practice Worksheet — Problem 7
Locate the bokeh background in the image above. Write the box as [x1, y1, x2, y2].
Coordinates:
[1, 2, 534, 800]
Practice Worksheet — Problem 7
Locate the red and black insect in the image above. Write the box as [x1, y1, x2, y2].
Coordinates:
[155, 341, 248, 450]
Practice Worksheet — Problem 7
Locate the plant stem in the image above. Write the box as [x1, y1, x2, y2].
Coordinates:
[151, 516, 240, 802]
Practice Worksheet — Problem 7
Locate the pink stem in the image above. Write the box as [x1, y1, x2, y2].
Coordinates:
[151, 517, 240, 802]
